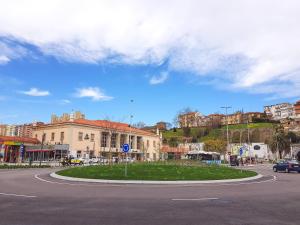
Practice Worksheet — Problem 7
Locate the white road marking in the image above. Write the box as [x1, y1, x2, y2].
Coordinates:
[0, 192, 36, 198]
[172, 198, 219, 201]
[34, 174, 122, 187]
[34, 174, 276, 188]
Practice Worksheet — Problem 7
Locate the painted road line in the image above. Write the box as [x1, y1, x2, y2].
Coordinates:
[35, 174, 276, 188]
[0, 192, 37, 198]
[172, 198, 219, 201]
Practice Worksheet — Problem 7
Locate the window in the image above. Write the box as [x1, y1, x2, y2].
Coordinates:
[78, 132, 83, 141]
[91, 133, 95, 142]
[101, 132, 108, 147]
[130, 135, 134, 149]
[111, 133, 117, 148]
[137, 137, 142, 150]
[153, 140, 156, 148]
[60, 132, 64, 143]
[153, 153, 156, 160]
[51, 132, 55, 141]
[120, 134, 126, 147]
[146, 140, 150, 148]
[76, 151, 82, 158]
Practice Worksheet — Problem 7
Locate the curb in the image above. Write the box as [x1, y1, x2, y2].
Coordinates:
[50, 172, 263, 184]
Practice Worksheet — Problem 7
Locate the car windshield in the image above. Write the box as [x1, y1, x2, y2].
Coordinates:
[288, 160, 299, 164]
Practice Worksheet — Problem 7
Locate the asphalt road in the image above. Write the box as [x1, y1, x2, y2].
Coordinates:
[0, 164, 299, 225]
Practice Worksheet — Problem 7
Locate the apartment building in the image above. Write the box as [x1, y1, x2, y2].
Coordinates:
[33, 118, 161, 161]
[51, 111, 85, 123]
[178, 112, 207, 128]
[264, 103, 294, 120]
[294, 100, 300, 118]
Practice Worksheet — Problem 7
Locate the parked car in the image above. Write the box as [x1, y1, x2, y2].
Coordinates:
[121, 157, 135, 163]
[99, 157, 108, 164]
[273, 160, 300, 173]
[229, 155, 239, 166]
[61, 156, 84, 166]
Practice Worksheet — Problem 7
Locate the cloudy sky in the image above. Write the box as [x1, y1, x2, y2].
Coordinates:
[0, 0, 299, 125]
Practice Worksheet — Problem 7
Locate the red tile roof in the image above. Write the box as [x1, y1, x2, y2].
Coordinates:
[0, 136, 40, 144]
[38, 119, 158, 137]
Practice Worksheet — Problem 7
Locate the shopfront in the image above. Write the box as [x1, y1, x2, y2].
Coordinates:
[0, 136, 40, 163]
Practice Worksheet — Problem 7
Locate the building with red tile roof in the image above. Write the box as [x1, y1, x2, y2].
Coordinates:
[32, 119, 161, 161]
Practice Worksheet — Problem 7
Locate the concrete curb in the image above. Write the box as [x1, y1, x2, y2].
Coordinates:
[50, 172, 263, 184]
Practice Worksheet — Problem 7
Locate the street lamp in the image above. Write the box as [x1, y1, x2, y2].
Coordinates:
[221, 106, 232, 163]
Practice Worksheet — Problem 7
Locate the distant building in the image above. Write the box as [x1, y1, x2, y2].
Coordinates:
[264, 103, 294, 120]
[178, 112, 207, 128]
[294, 100, 300, 118]
[51, 111, 85, 123]
[207, 114, 224, 128]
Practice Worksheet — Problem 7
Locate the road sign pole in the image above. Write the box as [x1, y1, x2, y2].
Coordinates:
[125, 152, 127, 177]
[122, 143, 130, 177]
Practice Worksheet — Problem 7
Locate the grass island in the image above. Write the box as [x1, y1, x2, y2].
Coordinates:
[57, 162, 257, 181]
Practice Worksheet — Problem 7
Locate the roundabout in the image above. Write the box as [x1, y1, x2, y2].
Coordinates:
[51, 163, 261, 184]
[0, 164, 299, 225]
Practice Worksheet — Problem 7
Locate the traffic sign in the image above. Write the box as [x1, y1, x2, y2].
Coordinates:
[239, 147, 243, 156]
[122, 144, 130, 153]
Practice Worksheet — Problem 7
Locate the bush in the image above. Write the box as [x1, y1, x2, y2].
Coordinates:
[0, 164, 51, 169]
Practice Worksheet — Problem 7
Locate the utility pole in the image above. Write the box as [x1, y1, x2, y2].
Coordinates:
[247, 119, 251, 164]
[39, 132, 45, 166]
[125, 99, 134, 177]
[221, 106, 232, 163]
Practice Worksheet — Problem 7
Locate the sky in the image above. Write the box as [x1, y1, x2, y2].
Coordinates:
[0, 0, 300, 125]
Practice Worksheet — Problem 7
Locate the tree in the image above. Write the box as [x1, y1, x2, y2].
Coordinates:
[269, 125, 290, 159]
[203, 138, 227, 160]
[168, 137, 179, 147]
[287, 131, 300, 143]
[182, 127, 191, 137]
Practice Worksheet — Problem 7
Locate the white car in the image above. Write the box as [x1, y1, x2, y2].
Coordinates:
[121, 157, 135, 163]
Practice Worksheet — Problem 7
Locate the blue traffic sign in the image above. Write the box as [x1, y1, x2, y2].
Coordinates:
[239, 147, 243, 156]
[122, 144, 130, 153]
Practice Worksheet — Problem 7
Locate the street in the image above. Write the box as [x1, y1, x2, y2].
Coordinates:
[0, 165, 299, 225]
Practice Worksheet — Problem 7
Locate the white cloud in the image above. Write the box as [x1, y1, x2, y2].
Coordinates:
[75, 87, 113, 101]
[20, 88, 50, 96]
[59, 99, 71, 105]
[1, 1, 300, 98]
[0, 41, 29, 64]
[149, 72, 168, 85]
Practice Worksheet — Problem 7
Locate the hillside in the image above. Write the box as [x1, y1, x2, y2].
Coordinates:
[162, 123, 275, 145]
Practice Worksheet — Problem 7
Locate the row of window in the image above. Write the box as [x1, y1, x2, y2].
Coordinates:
[40, 131, 157, 149]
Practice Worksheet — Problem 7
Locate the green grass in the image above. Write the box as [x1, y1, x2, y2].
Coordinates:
[162, 123, 274, 143]
[57, 162, 257, 181]
[222, 123, 274, 130]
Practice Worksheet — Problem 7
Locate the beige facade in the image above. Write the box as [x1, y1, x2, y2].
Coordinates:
[32, 119, 161, 161]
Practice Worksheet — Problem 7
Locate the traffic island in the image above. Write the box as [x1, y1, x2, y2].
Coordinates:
[52, 163, 261, 184]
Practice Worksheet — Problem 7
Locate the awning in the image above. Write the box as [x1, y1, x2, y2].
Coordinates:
[26, 149, 54, 152]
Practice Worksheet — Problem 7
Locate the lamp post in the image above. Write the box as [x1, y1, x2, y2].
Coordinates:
[221, 106, 232, 163]
[125, 99, 134, 177]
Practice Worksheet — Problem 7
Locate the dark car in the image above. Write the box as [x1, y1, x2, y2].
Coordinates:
[229, 155, 239, 166]
[273, 160, 300, 173]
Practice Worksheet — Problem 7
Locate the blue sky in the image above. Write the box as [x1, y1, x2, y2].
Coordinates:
[0, 1, 300, 125]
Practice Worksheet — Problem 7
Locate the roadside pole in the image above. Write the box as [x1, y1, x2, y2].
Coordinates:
[221, 106, 231, 164]
[122, 144, 130, 177]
